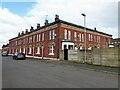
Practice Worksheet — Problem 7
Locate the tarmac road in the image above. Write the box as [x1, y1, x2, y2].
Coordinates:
[2, 56, 118, 88]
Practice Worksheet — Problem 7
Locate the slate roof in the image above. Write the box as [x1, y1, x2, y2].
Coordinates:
[9, 19, 112, 41]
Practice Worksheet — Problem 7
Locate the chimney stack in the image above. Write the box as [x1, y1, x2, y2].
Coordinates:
[37, 23, 40, 29]
[44, 20, 49, 26]
[18, 32, 20, 36]
[21, 31, 24, 35]
[55, 14, 59, 21]
[25, 29, 28, 34]
[30, 26, 34, 32]
[94, 27, 97, 31]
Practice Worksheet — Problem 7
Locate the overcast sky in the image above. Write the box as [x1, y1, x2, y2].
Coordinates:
[0, 0, 119, 49]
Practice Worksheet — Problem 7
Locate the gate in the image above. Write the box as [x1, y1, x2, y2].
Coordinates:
[64, 49, 68, 60]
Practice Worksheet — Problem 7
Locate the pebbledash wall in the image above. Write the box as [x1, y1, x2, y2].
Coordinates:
[8, 15, 112, 59]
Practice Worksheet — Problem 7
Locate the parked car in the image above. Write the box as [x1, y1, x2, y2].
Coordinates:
[2, 51, 8, 56]
[13, 52, 26, 60]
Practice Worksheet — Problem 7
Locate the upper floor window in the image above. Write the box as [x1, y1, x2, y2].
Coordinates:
[49, 30, 55, 40]
[15, 41, 18, 45]
[89, 34, 93, 41]
[68, 30, 71, 40]
[97, 36, 100, 43]
[79, 33, 81, 41]
[39, 34, 41, 41]
[94, 35, 96, 42]
[33, 35, 36, 42]
[64, 29, 67, 39]
[29, 36, 32, 43]
[74, 32, 77, 41]
[82, 33, 84, 42]
[42, 33, 44, 41]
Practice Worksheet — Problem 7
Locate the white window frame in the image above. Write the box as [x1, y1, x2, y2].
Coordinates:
[36, 46, 40, 54]
[33, 35, 35, 42]
[79, 33, 81, 41]
[42, 33, 44, 41]
[64, 29, 67, 39]
[91, 34, 93, 41]
[89, 34, 91, 41]
[82, 34, 84, 42]
[53, 30, 55, 39]
[20, 48, 21, 53]
[23, 48, 25, 53]
[49, 31, 51, 40]
[68, 30, 71, 40]
[74, 32, 77, 41]
[94, 35, 96, 42]
[39, 34, 41, 41]
[49, 45, 54, 55]
[29, 47, 32, 54]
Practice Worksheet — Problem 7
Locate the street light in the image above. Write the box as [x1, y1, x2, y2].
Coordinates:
[81, 13, 86, 64]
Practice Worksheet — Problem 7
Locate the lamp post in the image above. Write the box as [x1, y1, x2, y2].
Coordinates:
[81, 13, 86, 64]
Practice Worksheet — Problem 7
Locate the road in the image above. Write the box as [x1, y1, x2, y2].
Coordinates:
[2, 56, 118, 88]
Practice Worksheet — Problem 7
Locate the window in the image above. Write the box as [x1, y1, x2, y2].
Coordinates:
[68, 31, 71, 40]
[91, 34, 93, 41]
[42, 33, 44, 41]
[16, 41, 18, 45]
[49, 45, 54, 55]
[64, 29, 67, 39]
[94, 35, 96, 42]
[20, 48, 21, 53]
[39, 34, 41, 41]
[36, 46, 40, 54]
[79, 33, 81, 41]
[37, 34, 39, 42]
[23, 48, 25, 53]
[89, 34, 93, 41]
[97, 36, 100, 43]
[49, 30, 55, 40]
[33, 35, 36, 42]
[98, 36, 100, 43]
[89, 34, 91, 41]
[26, 38, 28, 43]
[53, 30, 55, 39]
[49, 31, 51, 40]
[29, 47, 32, 54]
[82, 34, 84, 42]
[29, 37, 32, 43]
[74, 32, 77, 41]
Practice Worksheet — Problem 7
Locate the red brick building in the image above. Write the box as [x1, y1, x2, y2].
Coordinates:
[8, 15, 112, 59]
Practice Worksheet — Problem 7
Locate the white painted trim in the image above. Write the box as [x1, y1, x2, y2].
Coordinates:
[62, 42, 74, 50]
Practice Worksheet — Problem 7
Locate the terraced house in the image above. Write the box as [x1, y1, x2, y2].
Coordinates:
[9, 15, 112, 59]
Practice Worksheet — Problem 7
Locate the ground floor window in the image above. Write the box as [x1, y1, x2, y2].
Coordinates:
[23, 48, 25, 53]
[49, 45, 54, 55]
[29, 47, 32, 54]
[36, 46, 40, 54]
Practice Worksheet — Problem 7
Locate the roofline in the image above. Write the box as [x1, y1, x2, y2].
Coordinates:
[9, 19, 112, 41]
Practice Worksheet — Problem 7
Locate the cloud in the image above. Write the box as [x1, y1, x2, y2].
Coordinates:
[0, 0, 119, 48]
